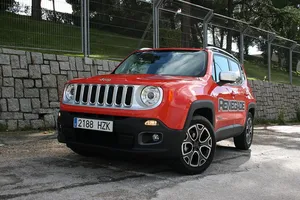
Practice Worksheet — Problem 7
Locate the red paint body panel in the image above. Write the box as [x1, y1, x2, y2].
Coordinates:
[60, 48, 256, 132]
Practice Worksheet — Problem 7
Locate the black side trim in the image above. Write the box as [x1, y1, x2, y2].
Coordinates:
[215, 124, 244, 142]
[248, 103, 256, 117]
[184, 100, 215, 130]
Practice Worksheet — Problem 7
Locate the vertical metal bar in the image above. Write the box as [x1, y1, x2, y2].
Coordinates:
[268, 41, 272, 81]
[203, 10, 213, 48]
[267, 33, 276, 82]
[81, 0, 84, 53]
[83, 0, 88, 57]
[87, 0, 90, 56]
[289, 44, 297, 85]
[157, 8, 160, 48]
[203, 22, 208, 48]
[240, 33, 244, 64]
[153, 3, 159, 48]
[289, 49, 293, 84]
[153, 0, 163, 48]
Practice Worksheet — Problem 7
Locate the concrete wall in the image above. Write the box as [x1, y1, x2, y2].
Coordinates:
[0, 48, 299, 130]
[248, 80, 300, 122]
[0, 48, 119, 130]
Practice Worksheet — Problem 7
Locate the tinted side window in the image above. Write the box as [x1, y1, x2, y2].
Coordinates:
[214, 55, 230, 82]
[229, 59, 244, 83]
[229, 60, 240, 73]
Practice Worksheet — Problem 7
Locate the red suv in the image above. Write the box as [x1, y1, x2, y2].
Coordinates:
[57, 47, 256, 174]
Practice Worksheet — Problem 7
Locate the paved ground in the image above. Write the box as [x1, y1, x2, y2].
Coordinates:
[0, 125, 299, 200]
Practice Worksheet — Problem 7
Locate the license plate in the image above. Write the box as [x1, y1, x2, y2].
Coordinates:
[73, 118, 113, 132]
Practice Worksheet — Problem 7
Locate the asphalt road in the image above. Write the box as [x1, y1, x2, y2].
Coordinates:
[0, 125, 300, 200]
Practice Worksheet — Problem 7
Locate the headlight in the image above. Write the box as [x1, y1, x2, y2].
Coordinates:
[140, 86, 161, 107]
[64, 84, 75, 101]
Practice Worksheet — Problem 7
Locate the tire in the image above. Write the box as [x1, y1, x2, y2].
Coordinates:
[234, 112, 254, 150]
[68, 144, 97, 157]
[172, 116, 216, 175]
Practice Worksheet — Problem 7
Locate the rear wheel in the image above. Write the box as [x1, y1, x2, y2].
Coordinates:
[234, 112, 254, 150]
[173, 116, 216, 175]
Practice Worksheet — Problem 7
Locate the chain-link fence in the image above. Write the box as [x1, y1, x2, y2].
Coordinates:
[0, 0, 152, 57]
[1, 0, 300, 84]
[157, 0, 300, 85]
[88, 0, 153, 59]
[0, 0, 82, 53]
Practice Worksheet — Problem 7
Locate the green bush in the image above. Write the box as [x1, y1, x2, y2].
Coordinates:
[0, 123, 7, 132]
[277, 108, 285, 125]
[296, 104, 300, 122]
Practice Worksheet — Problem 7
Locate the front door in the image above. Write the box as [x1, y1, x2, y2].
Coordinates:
[228, 59, 247, 128]
[212, 54, 236, 134]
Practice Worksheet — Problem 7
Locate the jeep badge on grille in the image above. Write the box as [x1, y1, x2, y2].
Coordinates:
[100, 78, 111, 81]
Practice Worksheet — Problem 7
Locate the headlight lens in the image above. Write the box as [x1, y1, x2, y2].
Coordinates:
[141, 86, 161, 107]
[64, 84, 75, 101]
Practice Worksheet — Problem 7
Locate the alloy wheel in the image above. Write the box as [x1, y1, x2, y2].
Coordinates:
[181, 124, 212, 167]
[245, 117, 253, 145]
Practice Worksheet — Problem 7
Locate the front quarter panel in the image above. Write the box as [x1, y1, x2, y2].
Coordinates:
[159, 79, 213, 130]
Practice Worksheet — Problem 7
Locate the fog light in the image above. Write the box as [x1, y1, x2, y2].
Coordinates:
[152, 134, 160, 142]
[58, 112, 61, 117]
[145, 120, 158, 126]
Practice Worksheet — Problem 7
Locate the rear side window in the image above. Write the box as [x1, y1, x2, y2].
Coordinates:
[213, 55, 230, 82]
[229, 59, 244, 83]
[229, 60, 240, 73]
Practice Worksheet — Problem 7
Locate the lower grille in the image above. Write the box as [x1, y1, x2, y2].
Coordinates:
[73, 129, 134, 148]
[74, 84, 134, 108]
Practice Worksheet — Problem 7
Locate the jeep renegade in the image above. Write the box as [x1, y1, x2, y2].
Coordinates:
[57, 47, 256, 174]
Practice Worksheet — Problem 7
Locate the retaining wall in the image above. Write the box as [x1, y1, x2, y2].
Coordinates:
[248, 80, 300, 121]
[0, 48, 299, 130]
[0, 48, 119, 130]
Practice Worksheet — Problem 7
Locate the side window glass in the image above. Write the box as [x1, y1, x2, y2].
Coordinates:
[229, 60, 244, 84]
[214, 55, 230, 82]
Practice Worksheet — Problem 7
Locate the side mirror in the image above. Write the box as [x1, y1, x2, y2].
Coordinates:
[219, 71, 240, 83]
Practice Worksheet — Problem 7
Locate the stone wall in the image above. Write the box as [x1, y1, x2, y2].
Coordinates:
[0, 48, 300, 130]
[248, 80, 300, 122]
[0, 48, 119, 130]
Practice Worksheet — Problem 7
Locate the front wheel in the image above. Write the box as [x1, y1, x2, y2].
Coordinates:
[172, 116, 216, 175]
[234, 112, 254, 150]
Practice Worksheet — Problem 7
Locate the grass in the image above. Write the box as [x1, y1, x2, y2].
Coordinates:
[1, 12, 300, 85]
[244, 61, 300, 86]
[0, 12, 151, 59]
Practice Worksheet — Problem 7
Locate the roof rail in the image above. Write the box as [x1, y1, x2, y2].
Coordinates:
[206, 46, 239, 62]
[139, 47, 152, 50]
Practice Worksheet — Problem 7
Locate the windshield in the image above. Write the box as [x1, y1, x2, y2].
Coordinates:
[114, 51, 207, 77]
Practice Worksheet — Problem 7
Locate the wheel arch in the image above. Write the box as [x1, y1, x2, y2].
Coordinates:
[248, 103, 256, 118]
[184, 100, 215, 130]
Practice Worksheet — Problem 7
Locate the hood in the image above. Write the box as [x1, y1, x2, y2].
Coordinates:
[69, 74, 206, 87]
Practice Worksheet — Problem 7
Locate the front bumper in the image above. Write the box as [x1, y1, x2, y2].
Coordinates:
[57, 111, 185, 158]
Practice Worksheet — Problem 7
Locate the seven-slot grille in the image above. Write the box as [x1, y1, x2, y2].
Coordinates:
[74, 84, 134, 108]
